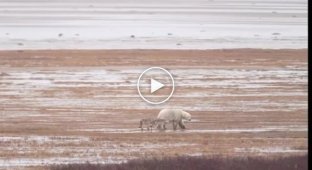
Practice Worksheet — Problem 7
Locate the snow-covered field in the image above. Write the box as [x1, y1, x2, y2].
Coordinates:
[0, 0, 307, 49]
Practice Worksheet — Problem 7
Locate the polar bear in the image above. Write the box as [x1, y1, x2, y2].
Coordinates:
[157, 109, 191, 130]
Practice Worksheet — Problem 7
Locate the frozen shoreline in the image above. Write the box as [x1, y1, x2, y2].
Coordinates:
[0, 0, 307, 50]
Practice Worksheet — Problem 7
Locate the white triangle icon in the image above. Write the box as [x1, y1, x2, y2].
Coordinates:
[151, 78, 165, 93]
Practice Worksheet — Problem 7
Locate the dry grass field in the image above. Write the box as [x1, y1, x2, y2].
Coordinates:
[0, 49, 308, 169]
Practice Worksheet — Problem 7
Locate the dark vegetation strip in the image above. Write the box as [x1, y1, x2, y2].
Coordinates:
[50, 155, 307, 170]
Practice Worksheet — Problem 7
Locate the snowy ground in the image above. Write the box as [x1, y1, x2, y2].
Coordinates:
[0, 0, 308, 49]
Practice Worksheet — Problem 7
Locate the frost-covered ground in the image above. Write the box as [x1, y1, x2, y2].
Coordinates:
[0, 0, 308, 49]
[0, 67, 307, 112]
[0, 135, 194, 167]
[235, 147, 307, 153]
[0, 50, 308, 169]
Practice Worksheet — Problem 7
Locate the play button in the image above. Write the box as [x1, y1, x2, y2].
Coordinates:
[151, 78, 164, 93]
[137, 67, 175, 105]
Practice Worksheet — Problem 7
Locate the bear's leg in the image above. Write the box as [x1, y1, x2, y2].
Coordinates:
[173, 121, 178, 130]
[178, 121, 186, 129]
[163, 123, 167, 130]
[156, 124, 161, 130]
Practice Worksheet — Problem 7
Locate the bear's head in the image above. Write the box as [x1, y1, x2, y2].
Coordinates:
[182, 110, 191, 121]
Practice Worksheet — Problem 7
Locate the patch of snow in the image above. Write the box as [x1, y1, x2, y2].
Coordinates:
[0, 157, 126, 167]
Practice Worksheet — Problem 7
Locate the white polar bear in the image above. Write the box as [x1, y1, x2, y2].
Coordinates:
[157, 109, 191, 130]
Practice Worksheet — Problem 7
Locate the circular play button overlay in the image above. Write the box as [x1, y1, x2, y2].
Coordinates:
[137, 67, 175, 105]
